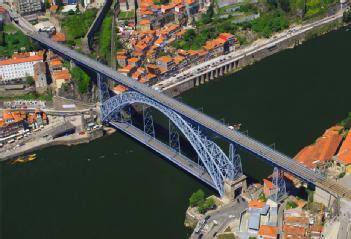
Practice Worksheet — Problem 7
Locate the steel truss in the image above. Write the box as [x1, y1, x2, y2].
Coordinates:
[169, 120, 181, 153]
[100, 91, 243, 196]
[143, 106, 155, 140]
[271, 167, 286, 202]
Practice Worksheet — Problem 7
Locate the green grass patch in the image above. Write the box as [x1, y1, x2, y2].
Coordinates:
[217, 234, 235, 239]
[0, 29, 40, 57]
[71, 66, 91, 93]
[4, 23, 18, 33]
[62, 9, 98, 44]
[241, 9, 289, 38]
[98, 13, 112, 63]
[0, 92, 53, 101]
[118, 10, 135, 20]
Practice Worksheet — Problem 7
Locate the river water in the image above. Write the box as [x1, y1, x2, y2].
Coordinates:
[1, 27, 351, 239]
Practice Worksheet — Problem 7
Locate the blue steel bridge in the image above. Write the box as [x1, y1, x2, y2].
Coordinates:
[30, 33, 351, 200]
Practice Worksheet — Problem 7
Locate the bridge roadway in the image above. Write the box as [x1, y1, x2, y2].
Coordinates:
[109, 120, 216, 188]
[29, 33, 351, 200]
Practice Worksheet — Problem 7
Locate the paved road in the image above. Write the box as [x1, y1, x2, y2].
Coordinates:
[7, 7, 351, 200]
[155, 11, 344, 92]
[190, 198, 247, 239]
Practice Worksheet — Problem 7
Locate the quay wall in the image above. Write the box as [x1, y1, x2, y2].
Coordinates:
[0, 129, 103, 161]
[163, 18, 343, 97]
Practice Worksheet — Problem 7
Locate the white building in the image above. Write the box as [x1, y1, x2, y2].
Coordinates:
[0, 52, 43, 81]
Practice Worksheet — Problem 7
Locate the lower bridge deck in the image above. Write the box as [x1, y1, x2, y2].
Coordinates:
[109, 121, 216, 190]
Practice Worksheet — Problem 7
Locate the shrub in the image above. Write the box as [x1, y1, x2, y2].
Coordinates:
[189, 189, 205, 207]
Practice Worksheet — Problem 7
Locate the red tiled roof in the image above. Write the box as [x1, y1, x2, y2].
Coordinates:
[249, 200, 265, 209]
[0, 54, 43, 66]
[51, 32, 66, 42]
[258, 225, 278, 238]
[337, 130, 351, 165]
[294, 126, 343, 168]
[283, 225, 306, 236]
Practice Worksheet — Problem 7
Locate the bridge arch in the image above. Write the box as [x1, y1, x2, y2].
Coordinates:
[101, 91, 242, 196]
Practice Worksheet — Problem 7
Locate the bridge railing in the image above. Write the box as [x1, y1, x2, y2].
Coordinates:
[166, 96, 325, 182]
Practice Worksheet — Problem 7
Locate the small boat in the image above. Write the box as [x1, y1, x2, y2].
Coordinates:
[11, 154, 37, 164]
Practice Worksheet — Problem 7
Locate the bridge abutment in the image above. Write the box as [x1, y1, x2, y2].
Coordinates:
[222, 175, 247, 204]
[314, 186, 337, 208]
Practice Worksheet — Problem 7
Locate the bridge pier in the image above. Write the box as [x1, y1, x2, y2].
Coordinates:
[195, 76, 200, 86]
[219, 67, 224, 77]
[200, 74, 205, 84]
[224, 65, 228, 74]
[214, 69, 218, 78]
[222, 175, 247, 204]
[204, 73, 209, 82]
[228, 63, 233, 72]
[210, 70, 214, 80]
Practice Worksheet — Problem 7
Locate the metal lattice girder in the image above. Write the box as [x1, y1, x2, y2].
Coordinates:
[143, 106, 155, 139]
[271, 167, 286, 202]
[97, 73, 110, 104]
[101, 91, 241, 196]
[169, 120, 181, 153]
[229, 143, 243, 179]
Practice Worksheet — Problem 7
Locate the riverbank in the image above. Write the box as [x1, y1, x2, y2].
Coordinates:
[158, 10, 347, 97]
[0, 128, 106, 161]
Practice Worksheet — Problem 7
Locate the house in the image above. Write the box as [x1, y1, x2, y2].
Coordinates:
[0, 52, 43, 81]
[52, 69, 71, 91]
[49, 59, 63, 71]
[156, 56, 175, 71]
[263, 178, 273, 197]
[334, 130, 351, 173]
[0, 110, 26, 140]
[294, 125, 343, 169]
[128, 57, 141, 67]
[118, 64, 136, 76]
[116, 55, 128, 67]
[258, 225, 278, 239]
[283, 225, 306, 238]
[147, 64, 161, 75]
[218, 32, 236, 52]
[203, 38, 226, 57]
[113, 85, 128, 94]
[138, 19, 152, 32]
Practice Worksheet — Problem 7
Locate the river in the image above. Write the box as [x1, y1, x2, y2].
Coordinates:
[1, 27, 351, 239]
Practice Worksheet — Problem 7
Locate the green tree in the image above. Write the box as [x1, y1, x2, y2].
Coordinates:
[286, 201, 298, 209]
[189, 189, 205, 207]
[44, 0, 51, 9]
[343, 10, 351, 23]
[0, 32, 4, 46]
[198, 198, 215, 213]
[56, 0, 64, 7]
[26, 75, 35, 86]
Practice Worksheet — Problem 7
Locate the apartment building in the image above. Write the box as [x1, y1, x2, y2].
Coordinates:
[0, 52, 43, 81]
[15, 0, 42, 16]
